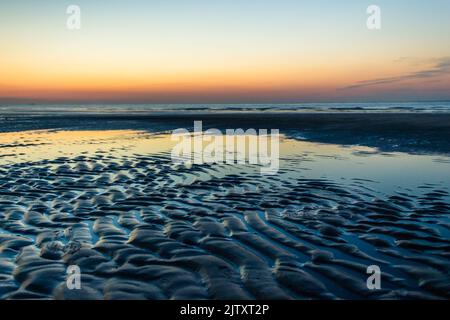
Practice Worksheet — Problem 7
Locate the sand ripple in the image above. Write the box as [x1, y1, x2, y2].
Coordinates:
[0, 138, 449, 300]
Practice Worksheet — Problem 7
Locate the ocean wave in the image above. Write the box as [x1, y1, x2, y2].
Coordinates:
[1, 102, 450, 115]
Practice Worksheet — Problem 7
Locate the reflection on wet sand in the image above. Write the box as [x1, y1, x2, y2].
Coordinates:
[0, 130, 449, 299]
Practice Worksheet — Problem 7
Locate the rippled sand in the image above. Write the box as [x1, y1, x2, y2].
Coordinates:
[0, 130, 449, 299]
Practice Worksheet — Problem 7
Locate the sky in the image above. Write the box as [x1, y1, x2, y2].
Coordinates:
[0, 0, 449, 103]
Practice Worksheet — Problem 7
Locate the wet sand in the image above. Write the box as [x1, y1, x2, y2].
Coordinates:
[0, 130, 449, 300]
[2, 112, 450, 154]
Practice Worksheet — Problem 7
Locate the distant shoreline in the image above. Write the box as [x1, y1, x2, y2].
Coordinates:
[1, 112, 450, 155]
[1, 101, 450, 115]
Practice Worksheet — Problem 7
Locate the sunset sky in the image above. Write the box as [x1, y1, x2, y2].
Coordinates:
[1, 0, 449, 103]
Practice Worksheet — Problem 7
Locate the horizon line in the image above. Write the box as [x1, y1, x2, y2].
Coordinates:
[1, 99, 450, 105]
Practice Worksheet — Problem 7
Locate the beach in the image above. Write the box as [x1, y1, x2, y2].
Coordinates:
[0, 108, 449, 300]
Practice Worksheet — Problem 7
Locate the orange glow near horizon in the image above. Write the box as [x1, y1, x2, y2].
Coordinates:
[3, 53, 443, 102]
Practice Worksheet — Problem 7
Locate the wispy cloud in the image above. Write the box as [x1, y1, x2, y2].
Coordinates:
[343, 57, 450, 90]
